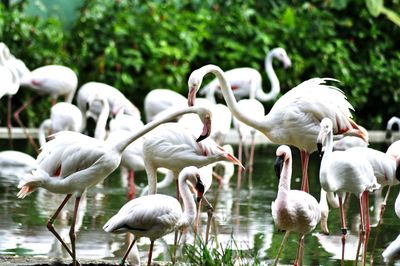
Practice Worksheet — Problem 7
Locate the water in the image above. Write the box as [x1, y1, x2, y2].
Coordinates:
[0, 140, 399, 265]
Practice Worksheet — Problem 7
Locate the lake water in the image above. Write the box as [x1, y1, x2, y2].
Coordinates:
[0, 140, 399, 265]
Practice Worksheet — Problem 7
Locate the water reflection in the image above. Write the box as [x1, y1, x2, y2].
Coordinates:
[0, 142, 399, 265]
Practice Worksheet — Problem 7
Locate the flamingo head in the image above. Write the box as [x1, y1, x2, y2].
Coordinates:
[187, 70, 204, 107]
[317, 118, 333, 157]
[271, 47, 292, 69]
[274, 145, 291, 178]
[181, 166, 205, 202]
[196, 107, 212, 142]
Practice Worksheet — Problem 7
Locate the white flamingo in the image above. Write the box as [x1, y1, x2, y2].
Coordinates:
[142, 122, 243, 196]
[271, 145, 321, 266]
[16, 106, 213, 266]
[188, 64, 367, 193]
[199, 47, 291, 102]
[317, 118, 380, 266]
[144, 88, 187, 123]
[14, 64, 78, 153]
[38, 102, 83, 147]
[103, 166, 203, 266]
[0, 150, 37, 180]
[0, 42, 20, 147]
[76, 82, 141, 131]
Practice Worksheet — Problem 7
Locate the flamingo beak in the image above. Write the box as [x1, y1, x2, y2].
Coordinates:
[188, 86, 196, 107]
[196, 117, 211, 142]
[274, 155, 284, 179]
[226, 153, 245, 169]
[317, 131, 325, 157]
[283, 58, 292, 69]
[195, 179, 205, 202]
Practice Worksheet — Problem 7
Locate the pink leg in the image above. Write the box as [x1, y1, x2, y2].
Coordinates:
[127, 169, 136, 200]
[370, 186, 391, 265]
[69, 196, 81, 266]
[121, 236, 137, 265]
[46, 194, 74, 257]
[7, 96, 13, 149]
[248, 132, 256, 189]
[13, 95, 40, 154]
[294, 235, 304, 266]
[355, 193, 366, 266]
[338, 196, 346, 266]
[147, 240, 155, 266]
[273, 231, 290, 266]
[300, 150, 309, 193]
[236, 131, 244, 190]
[362, 191, 370, 266]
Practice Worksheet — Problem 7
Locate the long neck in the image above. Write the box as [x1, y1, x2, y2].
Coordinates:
[114, 106, 204, 153]
[321, 129, 334, 177]
[94, 100, 110, 140]
[277, 156, 292, 200]
[255, 53, 280, 101]
[177, 176, 196, 229]
[38, 119, 52, 147]
[198, 65, 267, 134]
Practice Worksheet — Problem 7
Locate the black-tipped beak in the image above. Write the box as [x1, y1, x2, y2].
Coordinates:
[196, 117, 211, 142]
[317, 142, 323, 157]
[396, 165, 400, 182]
[195, 179, 205, 202]
[188, 87, 196, 107]
[274, 155, 284, 179]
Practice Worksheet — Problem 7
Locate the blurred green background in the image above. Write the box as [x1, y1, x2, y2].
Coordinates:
[1, 0, 399, 129]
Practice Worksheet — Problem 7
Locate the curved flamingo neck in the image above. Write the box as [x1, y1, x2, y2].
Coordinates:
[277, 155, 292, 196]
[38, 119, 52, 147]
[195, 65, 269, 135]
[177, 174, 196, 229]
[255, 52, 280, 101]
[94, 99, 110, 140]
[321, 129, 334, 169]
[114, 106, 206, 154]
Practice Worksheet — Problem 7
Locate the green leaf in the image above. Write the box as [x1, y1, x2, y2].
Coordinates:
[366, 0, 383, 17]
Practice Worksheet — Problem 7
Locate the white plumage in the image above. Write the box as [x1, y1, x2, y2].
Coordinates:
[104, 166, 203, 266]
[271, 145, 321, 266]
[188, 64, 367, 193]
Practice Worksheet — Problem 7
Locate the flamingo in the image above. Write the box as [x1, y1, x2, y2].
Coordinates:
[0, 42, 20, 148]
[38, 102, 83, 147]
[142, 122, 243, 196]
[232, 98, 265, 188]
[144, 88, 187, 123]
[76, 82, 141, 131]
[188, 64, 367, 193]
[199, 47, 292, 102]
[385, 116, 400, 142]
[271, 145, 321, 266]
[103, 166, 204, 266]
[317, 118, 380, 266]
[14, 64, 78, 153]
[16, 105, 213, 266]
[0, 150, 37, 179]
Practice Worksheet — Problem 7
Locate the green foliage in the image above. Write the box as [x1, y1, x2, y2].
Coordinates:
[0, 2, 72, 127]
[1, 0, 399, 130]
[183, 235, 262, 265]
